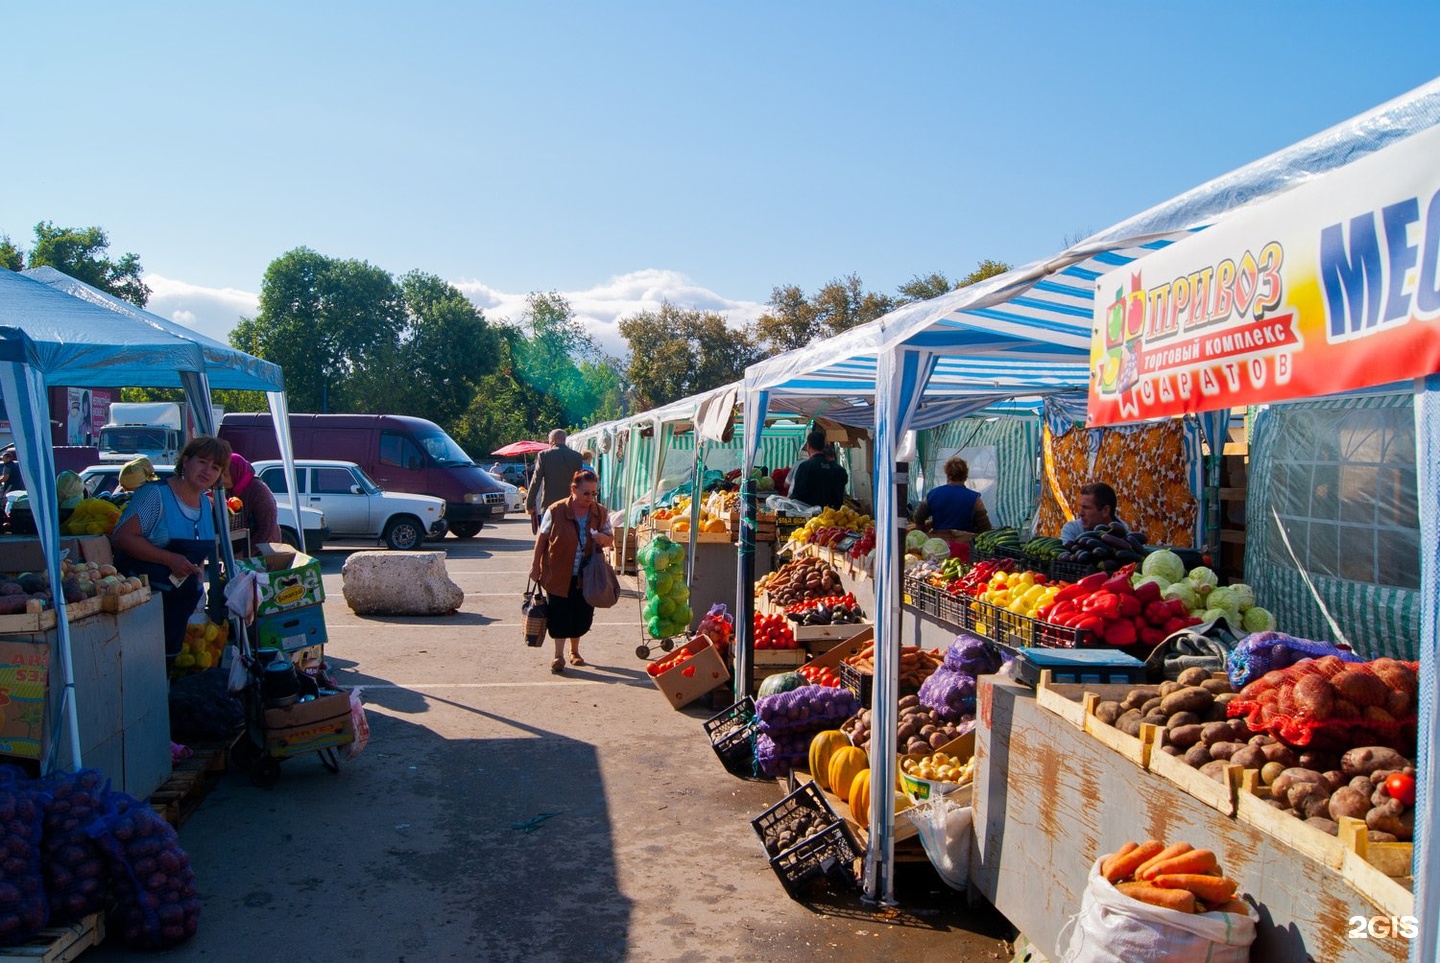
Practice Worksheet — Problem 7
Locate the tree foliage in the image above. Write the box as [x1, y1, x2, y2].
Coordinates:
[2, 222, 151, 305]
[754, 274, 893, 354]
[619, 302, 761, 409]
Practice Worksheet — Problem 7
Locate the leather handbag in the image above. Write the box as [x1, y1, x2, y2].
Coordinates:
[521, 581, 548, 646]
[581, 550, 621, 608]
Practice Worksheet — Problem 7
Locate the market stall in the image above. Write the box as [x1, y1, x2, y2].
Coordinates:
[0, 266, 291, 782]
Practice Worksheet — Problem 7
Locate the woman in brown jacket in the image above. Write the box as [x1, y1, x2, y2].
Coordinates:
[529, 469, 614, 673]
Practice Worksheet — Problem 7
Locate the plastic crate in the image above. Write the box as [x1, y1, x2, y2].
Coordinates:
[839, 661, 873, 707]
[752, 780, 841, 856]
[968, 599, 1001, 642]
[1051, 558, 1104, 583]
[1031, 618, 1092, 649]
[994, 607, 1036, 648]
[936, 590, 966, 627]
[704, 697, 758, 777]
[768, 819, 863, 899]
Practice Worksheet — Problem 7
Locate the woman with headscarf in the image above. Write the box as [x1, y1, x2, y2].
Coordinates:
[111, 436, 231, 663]
[227, 453, 282, 548]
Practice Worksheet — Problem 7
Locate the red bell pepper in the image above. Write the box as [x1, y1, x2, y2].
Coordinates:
[1161, 616, 1191, 636]
[1081, 592, 1122, 620]
[1054, 572, 1108, 602]
[1138, 626, 1167, 646]
[1144, 600, 1173, 627]
[1133, 579, 1163, 606]
[1102, 619, 1137, 646]
[1117, 594, 1142, 619]
[1075, 615, 1105, 634]
[1167, 598, 1190, 619]
[1102, 571, 1135, 596]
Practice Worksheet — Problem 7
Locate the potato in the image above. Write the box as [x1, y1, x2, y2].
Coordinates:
[1247, 732, 1276, 747]
[929, 730, 951, 750]
[1166, 711, 1201, 729]
[1229, 745, 1267, 770]
[1289, 783, 1332, 819]
[1207, 741, 1245, 761]
[1260, 743, 1297, 768]
[1272, 768, 1323, 800]
[1297, 750, 1338, 772]
[1213, 692, 1238, 713]
[896, 722, 917, 742]
[1160, 686, 1214, 716]
[1349, 775, 1374, 795]
[1184, 744, 1214, 768]
[1199, 760, 1232, 782]
[1143, 709, 1170, 727]
[1094, 701, 1124, 726]
[1140, 697, 1163, 715]
[1159, 743, 1181, 756]
[1341, 746, 1408, 778]
[1116, 709, 1144, 737]
[1320, 771, 1348, 794]
[1226, 717, 1251, 741]
[1121, 687, 1158, 711]
[1367, 804, 1415, 841]
[1199, 722, 1233, 747]
[1328, 786, 1371, 821]
[1367, 831, 1399, 843]
[1260, 762, 1285, 786]
[1176, 666, 1213, 687]
[898, 694, 920, 710]
[1200, 677, 1235, 695]
[1306, 817, 1340, 836]
[1166, 723, 1204, 750]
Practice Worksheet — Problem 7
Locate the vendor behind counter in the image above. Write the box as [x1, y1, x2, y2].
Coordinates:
[911, 455, 991, 535]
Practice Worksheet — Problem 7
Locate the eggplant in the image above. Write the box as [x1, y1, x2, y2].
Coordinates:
[1129, 531, 1148, 545]
[1075, 550, 1095, 563]
[1089, 545, 1114, 560]
[1099, 533, 1133, 552]
[1114, 550, 1144, 564]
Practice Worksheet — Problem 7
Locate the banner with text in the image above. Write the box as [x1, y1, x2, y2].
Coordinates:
[1088, 122, 1440, 426]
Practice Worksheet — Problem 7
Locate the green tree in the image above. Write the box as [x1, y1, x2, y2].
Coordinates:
[577, 356, 628, 423]
[511, 292, 595, 428]
[957, 259, 1010, 288]
[231, 247, 404, 413]
[896, 271, 955, 304]
[0, 234, 22, 272]
[619, 302, 761, 409]
[24, 222, 151, 306]
[754, 274, 893, 354]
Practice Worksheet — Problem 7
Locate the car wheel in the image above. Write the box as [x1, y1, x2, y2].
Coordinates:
[450, 522, 482, 539]
[382, 516, 424, 551]
[280, 527, 302, 551]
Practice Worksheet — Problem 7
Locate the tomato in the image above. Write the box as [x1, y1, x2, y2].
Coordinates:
[1385, 772, 1416, 806]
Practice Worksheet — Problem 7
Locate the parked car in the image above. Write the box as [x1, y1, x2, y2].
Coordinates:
[488, 462, 530, 487]
[220, 413, 508, 539]
[77, 465, 330, 555]
[251, 459, 448, 551]
[497, 480, 523, 513]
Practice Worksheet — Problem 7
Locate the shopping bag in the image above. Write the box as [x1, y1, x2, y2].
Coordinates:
[581, 551, 621, 608]
[1061, 857, 1256, 963]
[521, 581, 548, 646]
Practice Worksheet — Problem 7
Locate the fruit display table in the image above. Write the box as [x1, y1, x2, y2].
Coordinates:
[972, 675, 1410, 962]
[0, 595, 170, 798]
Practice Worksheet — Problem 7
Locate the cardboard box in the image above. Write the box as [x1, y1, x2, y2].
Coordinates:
[264, 690, 354, 758]
[750, 647, 807, 689]
[254, 603, 328, 652]
[0, 536, 82, 573]
[652, 638, 731, 709]
[238, 545, 325, 616]
[0, 638, 49, 758]
[72, 535, 114, 568]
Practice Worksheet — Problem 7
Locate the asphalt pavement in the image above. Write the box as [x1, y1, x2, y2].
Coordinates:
[87, 514, 1015, 962]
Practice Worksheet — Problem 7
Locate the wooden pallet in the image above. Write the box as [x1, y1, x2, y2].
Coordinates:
[148, 739, 232, 827]
[0, 912, 104, 962]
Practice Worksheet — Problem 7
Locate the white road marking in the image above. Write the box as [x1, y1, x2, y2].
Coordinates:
[324, 621, 642, 628]
[352, 681, 643, 689]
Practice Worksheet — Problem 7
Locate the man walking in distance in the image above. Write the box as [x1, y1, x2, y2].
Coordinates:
[526, 429, 584, 534]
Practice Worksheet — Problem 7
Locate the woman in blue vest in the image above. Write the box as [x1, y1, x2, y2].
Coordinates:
[112, 436, 230, 664]
[912, 455, 992, 534]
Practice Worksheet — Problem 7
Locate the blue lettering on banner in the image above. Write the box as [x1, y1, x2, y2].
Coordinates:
[1322, 188, 1440, 341]
[1320, 213, 1382, 339]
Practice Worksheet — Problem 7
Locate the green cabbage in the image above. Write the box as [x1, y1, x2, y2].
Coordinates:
[1134, 574, 1171, 593]
[1141, 549, 1185, 584]
[1162, 582, 1200, 611]
[1201, 607, 1234, 625]
[921, 538, 951, 561]
[1206, 587, 1237, 613]
[906, 529, 930, 552]
[1242, 606, 1277, 633]
[1228, 583, 1256, 612]
[1186, 566, 1219, 597]
[903, 554, 923, 571]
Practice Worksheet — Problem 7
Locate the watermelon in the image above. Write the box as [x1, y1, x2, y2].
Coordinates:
[757, 671, 806, 697]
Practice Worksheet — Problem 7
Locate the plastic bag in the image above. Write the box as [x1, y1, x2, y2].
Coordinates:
[903, 794, 973, 891]
[38, 769, 111, 925]
[1061, 857, 1256, 963]
[1226, 630, 1363, 689]
[168, 668, 245, 742]
[763, 495, 821, 518]
[0, 766, 49, 946]
[918, 667, 978, 721]
[756, 686, 859, 736]
[942, 632, 1001, 676]
[86, 792, 200, 949]
[347, 688, 371, 759]
[1227, 655, 1418, 752]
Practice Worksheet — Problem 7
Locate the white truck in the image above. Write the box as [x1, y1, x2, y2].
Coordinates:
[98, 402, 225, 464]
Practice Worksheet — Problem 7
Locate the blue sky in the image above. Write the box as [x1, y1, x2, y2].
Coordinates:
[5, 3, 1438, 355]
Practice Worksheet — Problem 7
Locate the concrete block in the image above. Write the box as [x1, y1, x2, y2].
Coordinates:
[340, 551, 464, 616]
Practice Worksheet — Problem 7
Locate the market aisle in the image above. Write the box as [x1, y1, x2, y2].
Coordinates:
[87, 515, 1011, 962]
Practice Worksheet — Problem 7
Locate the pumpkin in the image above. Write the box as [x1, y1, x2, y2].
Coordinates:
[827, 746, 869, 801]
[808, 730, 850, 791]
[849, 768, 873, 829]
[757, 671, 806, 697]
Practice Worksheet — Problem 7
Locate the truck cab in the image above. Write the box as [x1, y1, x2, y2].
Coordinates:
[98, 402, 185, 465]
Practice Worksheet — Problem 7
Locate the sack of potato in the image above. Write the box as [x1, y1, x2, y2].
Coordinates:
[1226, 655, 1418, 752]
[1062, 841, 1256, 963]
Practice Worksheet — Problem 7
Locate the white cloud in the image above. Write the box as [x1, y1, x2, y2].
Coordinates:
[147, 268, 767, 360]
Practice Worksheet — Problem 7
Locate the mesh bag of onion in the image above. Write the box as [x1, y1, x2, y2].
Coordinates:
[756, 686, 860, 737]
[0, 766, 48, 947]
[39, 768, 112, 925]
[1227, 656, 1419, 753]
[86, 792, 201, 949]
[755, 731, 812, 778]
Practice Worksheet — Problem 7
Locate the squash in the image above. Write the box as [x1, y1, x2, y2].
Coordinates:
[808, 730, 850, 791]
[827, 746, 869, 801]
[757, 671, 806, 697]
[849, 768, 873, 829]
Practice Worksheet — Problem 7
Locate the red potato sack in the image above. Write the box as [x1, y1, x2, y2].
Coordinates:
[39, 769, 112, 925]
[0, 767, 48, 947]
[86, 792, 200, 950]
[1227, 656, 1418, 753]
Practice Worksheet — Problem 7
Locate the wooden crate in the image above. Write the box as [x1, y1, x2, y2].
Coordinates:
[1149, 732, 1241, 816]
[0, 603, 57, 634]
[1337, 817, 1415, 918]
[0, 911, 105, 962]
[1032, 674, 1136, 730]
[100, 580, 152, 613]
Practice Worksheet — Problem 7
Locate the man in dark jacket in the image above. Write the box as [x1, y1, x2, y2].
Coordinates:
[526, 429, 584, 533]
[789, 429, 847, 510]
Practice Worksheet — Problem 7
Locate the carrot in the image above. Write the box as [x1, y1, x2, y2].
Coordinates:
[1140, 848, 1218, 881]
[1103, 839, 1163, 883]
[1117, 881, 1196, 913]
[1204, 898, 1252, 916]
[1152, 873, 1237, 904]
[1133, 841, 1192, 880]
[1101, 842, 1139, 880]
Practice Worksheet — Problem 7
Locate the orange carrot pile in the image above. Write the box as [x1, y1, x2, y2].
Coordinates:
[1100, 839, 1246, 914]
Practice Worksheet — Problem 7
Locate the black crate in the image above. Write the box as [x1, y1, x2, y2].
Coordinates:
[752, 780, 842, 856]
[768, 820, 863, 899]
[994, 607, 1036, 649]
[839, 661, 872, 708]
[935, 590, 966, 627]
[967, 599, 1001, 643]
[1051, 558, 1104, 583]
[704, 697, 758, 777]
[1031, 618, 1092, 649]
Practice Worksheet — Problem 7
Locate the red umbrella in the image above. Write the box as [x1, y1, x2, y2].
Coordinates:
[491, 440, 550, 456]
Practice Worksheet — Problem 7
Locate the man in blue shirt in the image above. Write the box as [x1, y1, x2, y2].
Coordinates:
[1060, 481, 1128, 543]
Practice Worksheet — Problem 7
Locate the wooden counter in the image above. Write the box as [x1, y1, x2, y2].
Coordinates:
[972, 676, 1411, 962]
